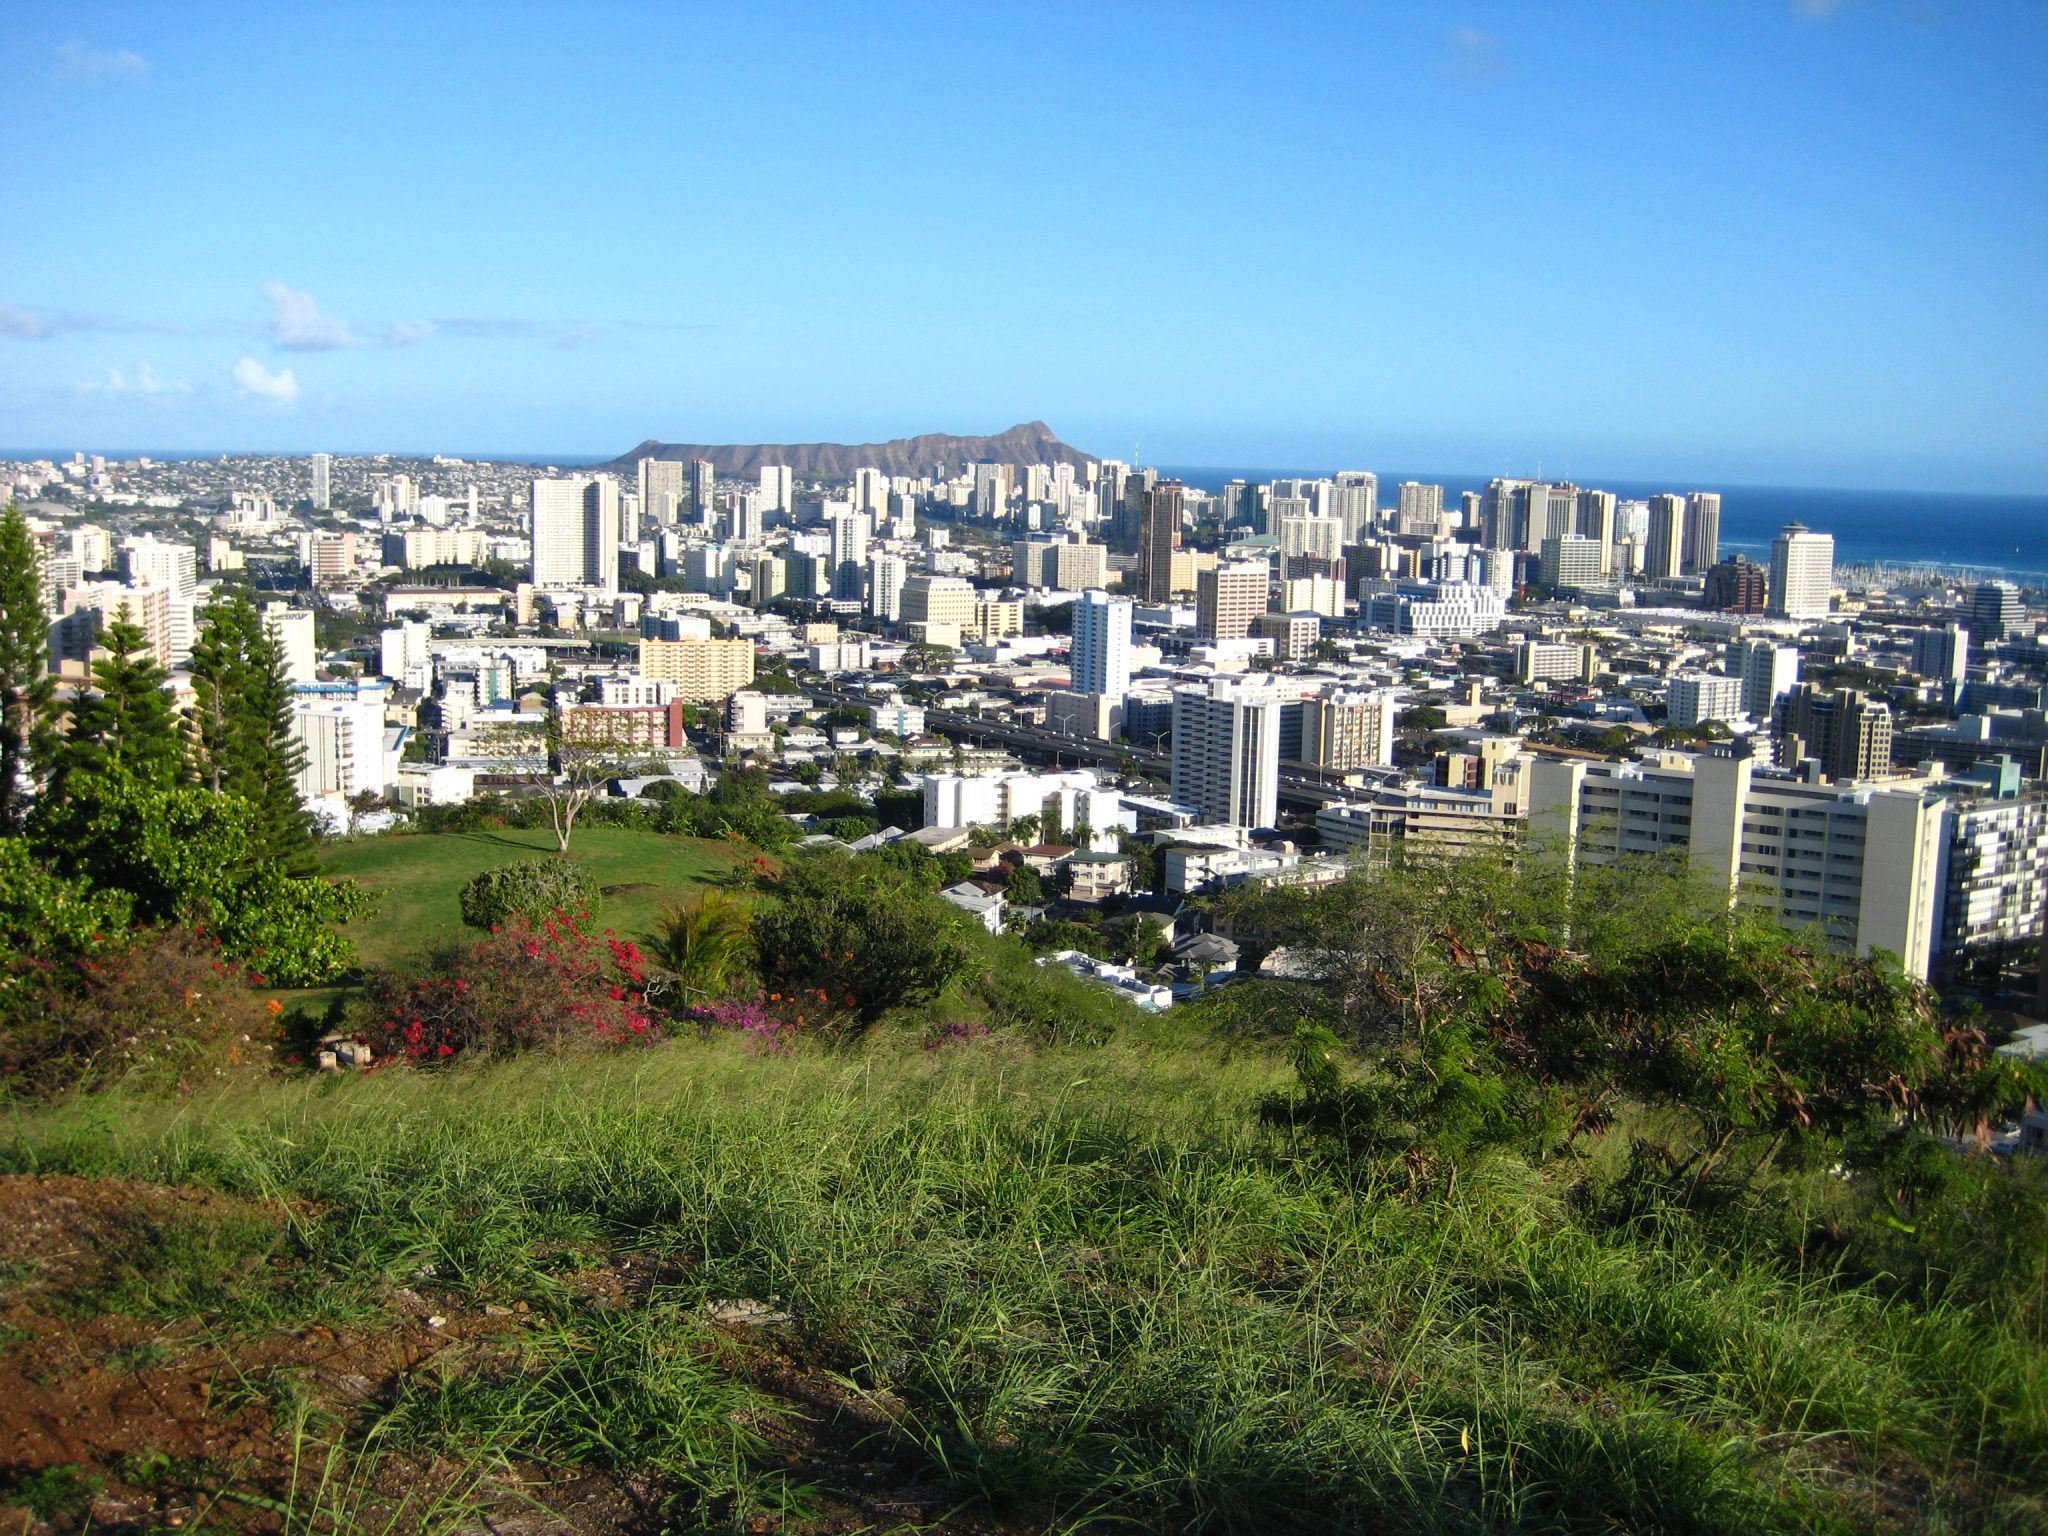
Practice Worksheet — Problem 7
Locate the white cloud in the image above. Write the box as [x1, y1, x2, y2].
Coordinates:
[1436, 26, 1512, 83]
[263, 281, 352, 350]
[55, 41, 151, 82]
[233, 356, 300, 402]
[134, 360, 190, 394]
[386, 319, 438, 346]
[0, 302, 54, 339]
[1794, 0, 1846, 17]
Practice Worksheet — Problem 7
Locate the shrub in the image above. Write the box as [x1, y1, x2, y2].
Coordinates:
[458, 859, 600, 931]
[354, 916, 655, 1063]
[0, 928, 272, 1099]
[751, 855, 971, 1031]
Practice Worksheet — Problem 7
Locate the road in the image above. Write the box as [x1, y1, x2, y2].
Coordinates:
[803, 686, 1355, 810]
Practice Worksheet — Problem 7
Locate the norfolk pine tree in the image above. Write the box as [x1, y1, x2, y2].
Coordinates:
[44, 615, 185, 805]
[188, 592, 313, 869]
[0, 502, 53, 834]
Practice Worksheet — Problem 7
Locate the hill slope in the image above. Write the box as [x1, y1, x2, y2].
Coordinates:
[608, 419, 1097, 478]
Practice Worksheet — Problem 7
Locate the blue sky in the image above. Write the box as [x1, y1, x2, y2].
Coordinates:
[2, 1, 2044, 491]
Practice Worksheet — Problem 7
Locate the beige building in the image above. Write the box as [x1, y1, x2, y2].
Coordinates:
[1196, 560, 1269, 640]
[1300, 688, 1398, 770]
[636, 637, 755, 702]
[901, 575, 976, 630]
[1529, 752, 1946, 980]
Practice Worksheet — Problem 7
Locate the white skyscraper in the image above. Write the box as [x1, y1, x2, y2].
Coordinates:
[1645, 494, 1687, 581]
[1732, 639, 1801, 720]
[530, 476, 620, 595]
[639, 458, 686, 526]
[867, 554, 908, 622]
[310, 453, 331, 511]
[759, 465, 793, 518]
[1767, 523, 1835, 620]
[1170, 678, 1283, 829]
[853, 467, 888, 514]
[826, 511, 870, 602]
[1070, 589, 1133, 699]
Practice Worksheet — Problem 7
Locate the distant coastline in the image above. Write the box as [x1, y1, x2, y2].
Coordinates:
[1162, 467, 2048, 585]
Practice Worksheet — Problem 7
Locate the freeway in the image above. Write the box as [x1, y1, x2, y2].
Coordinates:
[801, 685, 1354, 810]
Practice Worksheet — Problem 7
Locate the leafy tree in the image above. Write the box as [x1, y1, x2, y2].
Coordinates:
[459, 858, 601, 931]
[1004, 863, 1045, 906]
[0, 502, 53, 835]
[903, 642, 955, 675]
[1006, 812, 1042, 844]
[187, 592, 313, 869]
[752, 855, 971, 1030]
[0, 837, 130, 957]
[33, 776, 367, 985]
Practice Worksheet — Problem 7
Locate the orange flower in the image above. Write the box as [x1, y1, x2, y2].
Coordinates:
[265, 998, 283, 1015]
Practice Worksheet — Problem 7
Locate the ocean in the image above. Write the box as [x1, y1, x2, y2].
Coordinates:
[1160, 467, 2048, 586]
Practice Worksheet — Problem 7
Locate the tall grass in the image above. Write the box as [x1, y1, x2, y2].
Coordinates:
[6, 1032, 2042, 1533]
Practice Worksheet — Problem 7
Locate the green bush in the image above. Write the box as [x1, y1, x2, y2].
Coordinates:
[458, 859, 601, 931]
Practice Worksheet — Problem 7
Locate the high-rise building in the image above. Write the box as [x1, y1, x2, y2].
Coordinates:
[866, 554, 908, 622]
[1967, 580, 2021, 644]
[118, 534, 197, 599]
[1911, 625, 1969, 705]
[1333, 472, 1377, 542]
[900, 575, 977, 631]
[530, 476, 620, 595]
[310, 453, 331, 511]
[639, 458, 686, 526]
[853, 467, 888, 514]
[1539, 535, 1606, 592]
[1775, 685, 1892, 782]
[1683, 492, 1721, 574]
[1767, 523, 1834, 620]
[1299, 689, 1397, 771]
[826, 511, 869, 602]
[1070, 589, 1133, 700]
[1140, 480, 1184, 604]
[1731, 639, 1800, 721]
[636, 637, 755, 701]
[1196, 560, 1269, 640]
[1644, 494, 1687, 581]
[1396, 482, 1445, 536]
[758, 465, 793, 517]
[1170, 678, 1283, 829]
[1667, 672, 1746, 729]
[1575, 489, 1616, 573]
[688, 460, 716, 524]
[1704, 555, 1769, 613]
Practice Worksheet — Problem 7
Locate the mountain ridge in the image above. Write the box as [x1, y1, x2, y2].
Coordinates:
[605, 420, 1098, 479]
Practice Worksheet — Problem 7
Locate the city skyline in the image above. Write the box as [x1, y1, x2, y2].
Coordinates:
[3, 3, 2045, 492]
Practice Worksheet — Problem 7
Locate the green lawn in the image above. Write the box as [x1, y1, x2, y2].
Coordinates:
[316, 826, 740, 967]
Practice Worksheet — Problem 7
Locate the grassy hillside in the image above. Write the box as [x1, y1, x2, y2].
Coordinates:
[4, 1032, 2042, 1534]
[316, 827, 740, 967]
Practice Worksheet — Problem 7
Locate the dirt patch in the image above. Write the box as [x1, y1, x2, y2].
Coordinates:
[0, 1175, 1021, 1535]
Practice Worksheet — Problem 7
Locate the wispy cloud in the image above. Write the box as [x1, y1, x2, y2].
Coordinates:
[1435, 26, 1512, 83]
[0, 302, 54, 339]
[385, 319, 438, 346]
[1794, 0, 1847, 18]
[90, 360, 193, 396]
[55, 40, 151, 82]
[263, 281, 352, 350]
[233, 356, 300, 403]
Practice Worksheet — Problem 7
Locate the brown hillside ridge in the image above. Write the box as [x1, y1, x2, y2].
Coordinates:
[608, 420, 1098, 478]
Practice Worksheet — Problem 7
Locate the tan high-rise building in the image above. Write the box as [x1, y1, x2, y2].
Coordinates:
[636, 637, 755, 702]
[1196, 560, 1269, 640]
[900, 575, 977, 630]
[1300, 689, 1398, 770]
[638, 458, 687, 526]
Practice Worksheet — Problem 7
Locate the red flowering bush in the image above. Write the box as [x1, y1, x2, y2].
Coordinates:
[354, 916, 658, 1064]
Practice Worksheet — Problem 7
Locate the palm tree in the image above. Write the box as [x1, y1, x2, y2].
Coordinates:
[654, 887, 755, 1000]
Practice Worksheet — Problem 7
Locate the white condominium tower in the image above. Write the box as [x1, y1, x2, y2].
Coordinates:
[1170, 677, 1284, 829]
[759, 464, 793, 517]
[530, 476, 621, 595]
[1070, 589, 1133, 699]
[1767, 522, 1835, 620]
[310, 453, 331, 511]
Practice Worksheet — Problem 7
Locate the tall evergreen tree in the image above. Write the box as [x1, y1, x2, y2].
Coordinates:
[188, 593, 312, 868]
[0, 502, 53, 834]
[45, 616, 185, 805]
